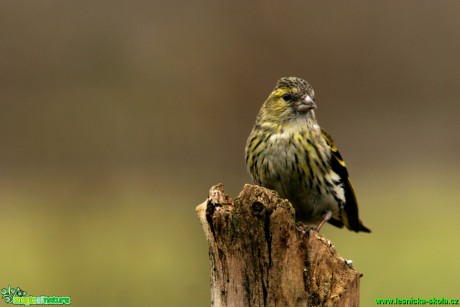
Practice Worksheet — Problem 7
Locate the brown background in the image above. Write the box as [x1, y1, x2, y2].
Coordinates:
[1, 1, 459, 306]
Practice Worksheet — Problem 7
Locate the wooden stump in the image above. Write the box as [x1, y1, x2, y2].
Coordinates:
[196, 183, 361, 307]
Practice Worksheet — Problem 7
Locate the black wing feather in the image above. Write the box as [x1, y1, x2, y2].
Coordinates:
[321, 129, 371, 233]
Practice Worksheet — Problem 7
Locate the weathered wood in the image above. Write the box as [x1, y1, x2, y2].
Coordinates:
[196, 183, 361, 307]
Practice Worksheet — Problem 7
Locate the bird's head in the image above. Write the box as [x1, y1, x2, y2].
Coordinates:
[257, 77, 317, 125]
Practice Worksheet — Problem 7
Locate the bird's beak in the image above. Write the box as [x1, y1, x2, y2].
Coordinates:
[295, 95, 316, 113]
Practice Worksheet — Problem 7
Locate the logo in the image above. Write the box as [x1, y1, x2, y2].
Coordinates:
[1, 286, 70, 305]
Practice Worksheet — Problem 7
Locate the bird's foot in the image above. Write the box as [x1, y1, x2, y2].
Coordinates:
[295, 222, 315, 233]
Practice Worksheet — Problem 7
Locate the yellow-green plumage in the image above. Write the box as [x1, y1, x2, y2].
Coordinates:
[245, 77, 370, 233]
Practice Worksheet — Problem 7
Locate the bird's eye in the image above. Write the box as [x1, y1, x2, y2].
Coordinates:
[282, 93, 292, 101]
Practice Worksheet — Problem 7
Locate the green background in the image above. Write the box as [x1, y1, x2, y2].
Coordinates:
[1, 1, 459, 306]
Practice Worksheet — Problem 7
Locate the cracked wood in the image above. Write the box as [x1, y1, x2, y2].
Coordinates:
[196, 183, 361, 307]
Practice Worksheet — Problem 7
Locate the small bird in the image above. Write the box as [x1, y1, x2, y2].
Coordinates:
[245, 77, 370, 233]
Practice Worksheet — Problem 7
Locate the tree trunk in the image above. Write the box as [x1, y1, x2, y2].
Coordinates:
[196, 183, 361, 307]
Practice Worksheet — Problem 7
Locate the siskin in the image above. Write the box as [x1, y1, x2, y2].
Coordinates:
[245, 77, 370, 233]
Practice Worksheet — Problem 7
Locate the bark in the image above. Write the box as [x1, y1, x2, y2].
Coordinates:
[196, 183, 361, 307]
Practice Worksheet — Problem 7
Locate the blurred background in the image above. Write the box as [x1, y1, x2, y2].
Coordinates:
[1, 1, 459, 306]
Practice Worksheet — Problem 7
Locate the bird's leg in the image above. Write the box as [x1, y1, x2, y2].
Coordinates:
[315, 210, 332, 232]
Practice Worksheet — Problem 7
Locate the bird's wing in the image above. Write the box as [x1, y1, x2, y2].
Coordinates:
[321, 129, 371, 233]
